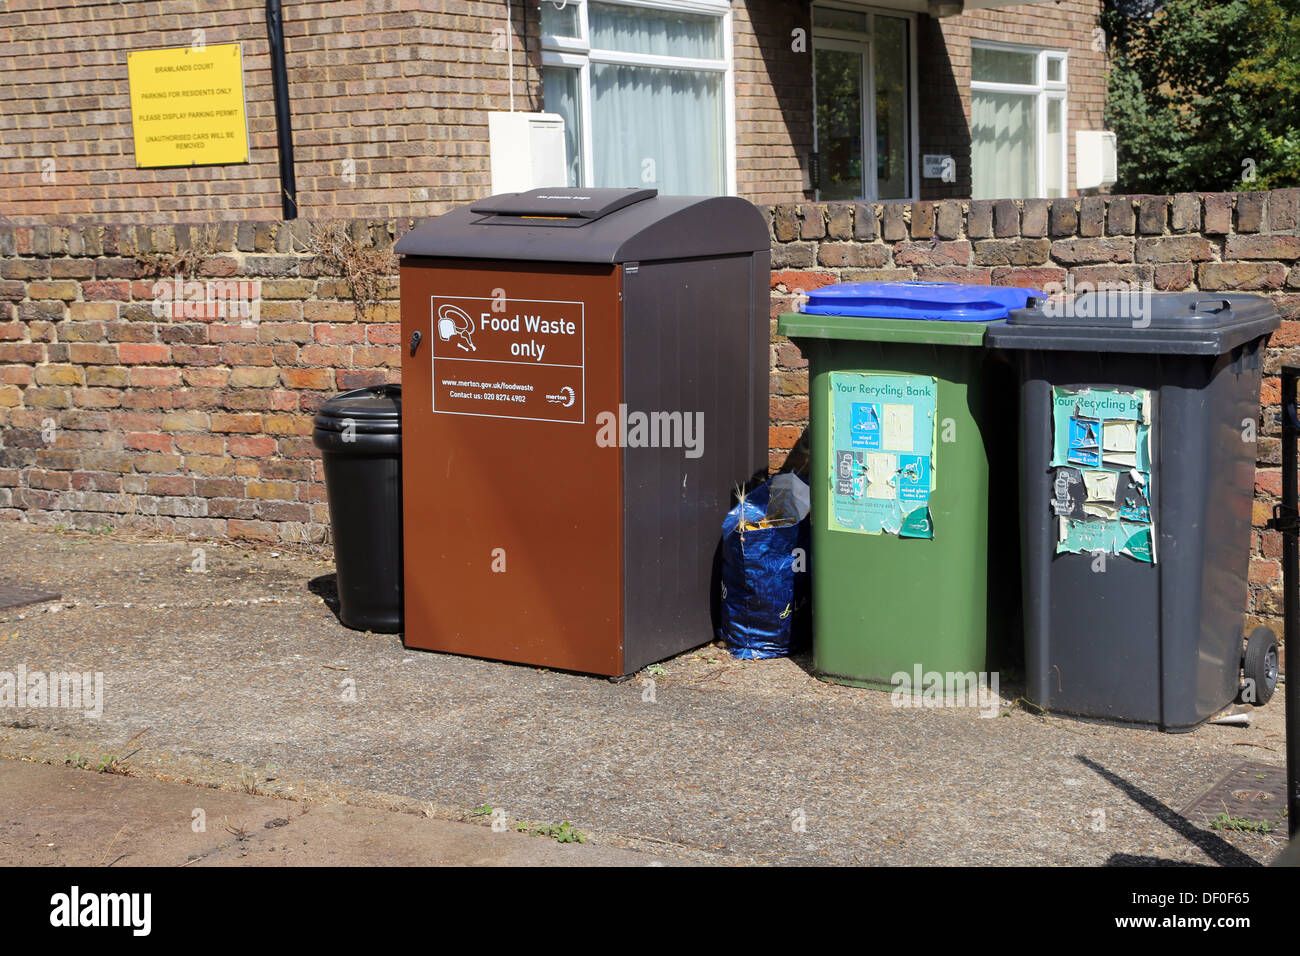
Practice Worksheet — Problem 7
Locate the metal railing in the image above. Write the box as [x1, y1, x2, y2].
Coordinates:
[1266, 366, 1300, 839]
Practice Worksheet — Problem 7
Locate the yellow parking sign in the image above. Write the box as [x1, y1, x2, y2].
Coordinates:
[127, 43, 249, 168]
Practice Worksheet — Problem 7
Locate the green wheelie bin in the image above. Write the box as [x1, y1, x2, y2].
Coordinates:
[778, 281, 1039, 691]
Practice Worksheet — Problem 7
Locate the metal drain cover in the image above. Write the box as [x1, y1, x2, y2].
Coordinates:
[0, 583, 61, 612]
[1181, 761, 1288, 829]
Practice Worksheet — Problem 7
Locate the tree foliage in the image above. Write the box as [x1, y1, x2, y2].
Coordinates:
[1103, 0, 1300, 192]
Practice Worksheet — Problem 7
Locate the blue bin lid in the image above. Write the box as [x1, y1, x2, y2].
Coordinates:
[802, 281, 1043, 321]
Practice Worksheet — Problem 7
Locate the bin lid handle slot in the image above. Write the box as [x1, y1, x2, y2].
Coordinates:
[468, 187, 657, 223]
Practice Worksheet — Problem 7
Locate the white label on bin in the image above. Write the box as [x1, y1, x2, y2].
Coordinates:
[428, 294, 585, 424]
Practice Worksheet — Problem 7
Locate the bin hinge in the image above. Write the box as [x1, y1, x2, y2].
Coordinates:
[1268, 504, 1300, 536]
[409, 330, 423, 356]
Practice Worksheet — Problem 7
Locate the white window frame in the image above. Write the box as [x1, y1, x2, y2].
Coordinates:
[970, 41, 1069, 200]
[810, 1, 920, 202]
[539, 0, 737, 195]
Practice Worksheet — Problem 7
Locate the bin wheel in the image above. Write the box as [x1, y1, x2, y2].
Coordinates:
[1241, 626, 1279, 706]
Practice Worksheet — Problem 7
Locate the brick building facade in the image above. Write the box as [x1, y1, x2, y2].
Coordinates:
[917, 0, 1107, 202]
[2, 0, 1108, 222]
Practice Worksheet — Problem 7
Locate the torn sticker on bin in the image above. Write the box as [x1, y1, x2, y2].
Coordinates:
[1067, 417, 1101, 468]
[829, 371, 937, 537]
[898, 506, 933, 539]
[897, 454, 930, 502]
[1051, 467, 1086, 519]
[850, 402, 882, 449]
[1117, 471, 1151, 522]
[1082, 470, 1118, 503]
[1050, 386, 1156, 563]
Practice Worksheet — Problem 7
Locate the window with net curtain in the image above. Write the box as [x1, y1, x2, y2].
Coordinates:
[970, 45, 1067, 200]
[541, 2, 726, 195]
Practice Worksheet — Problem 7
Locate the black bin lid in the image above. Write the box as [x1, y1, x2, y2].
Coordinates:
[393, 188, 769, 264]
[986, 292, 1280, 355]
[468, 187, 656, 223]
[313, 384, 401, 434]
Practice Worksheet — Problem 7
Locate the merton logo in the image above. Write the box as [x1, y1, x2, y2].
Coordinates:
[0, 665, 103, 719]
[50, 886, 151, 937]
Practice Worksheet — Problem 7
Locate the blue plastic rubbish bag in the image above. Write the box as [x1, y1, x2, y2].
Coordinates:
[717, 473, 811, 659]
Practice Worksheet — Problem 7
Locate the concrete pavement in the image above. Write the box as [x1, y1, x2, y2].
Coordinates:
[0, 521, 1291, 866]
[0, 758, 662, 866]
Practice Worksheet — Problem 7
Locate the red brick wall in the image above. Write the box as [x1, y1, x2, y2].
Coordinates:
[0, 219, 403, 543]
[1, 189, 1297, 633]
[766, 190, 1300, 633]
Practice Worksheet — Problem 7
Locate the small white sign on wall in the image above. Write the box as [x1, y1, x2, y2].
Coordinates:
[922, 155, 954, 180]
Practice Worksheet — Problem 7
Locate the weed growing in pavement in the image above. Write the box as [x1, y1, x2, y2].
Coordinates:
[223, 818, 249, 841]
[1208, 811, 1275, 833]
[239, 762, 276, 795]
[516, 820, 588, 844]
[97, 754, 130, 775]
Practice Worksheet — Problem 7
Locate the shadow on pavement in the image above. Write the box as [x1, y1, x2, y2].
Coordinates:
[1104, 854, 1211, 867]
[1077, 754, 1260, 867]
[307, 573, 341, 621]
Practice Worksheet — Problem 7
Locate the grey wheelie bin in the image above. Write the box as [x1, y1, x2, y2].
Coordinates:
[986, 292, 1279, 731]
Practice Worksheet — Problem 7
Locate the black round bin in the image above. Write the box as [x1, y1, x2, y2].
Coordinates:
[312, 385, 402, 633]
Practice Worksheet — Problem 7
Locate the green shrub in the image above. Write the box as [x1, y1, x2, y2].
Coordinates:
[1104, 0, 1300, 192]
